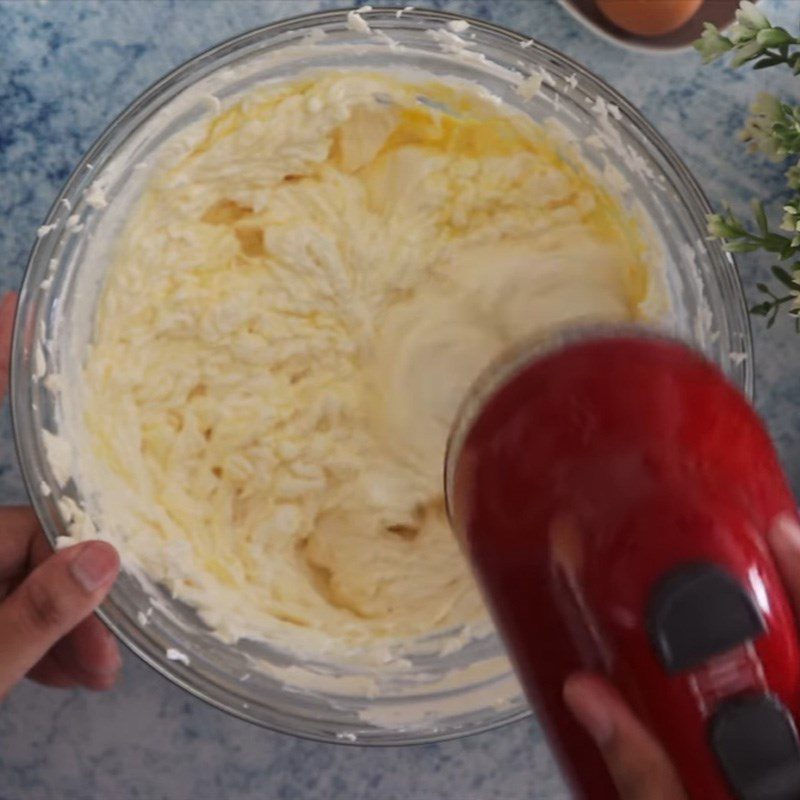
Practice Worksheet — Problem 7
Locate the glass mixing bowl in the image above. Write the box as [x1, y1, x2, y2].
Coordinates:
[11, 7, 752, 744]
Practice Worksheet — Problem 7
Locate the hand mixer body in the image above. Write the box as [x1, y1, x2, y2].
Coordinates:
[447, 335, 800, 799]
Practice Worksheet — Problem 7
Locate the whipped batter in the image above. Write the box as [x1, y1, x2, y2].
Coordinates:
[82, 71, 658, 654]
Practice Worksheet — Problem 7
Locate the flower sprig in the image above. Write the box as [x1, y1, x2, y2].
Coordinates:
[695, 2, 800, 70]
[695, 2, 800, 330]
[707, 201, 795, 257]
[741, 93, 800, 161]
[750, 266, 800, 329]
[707, 200, 800, 329]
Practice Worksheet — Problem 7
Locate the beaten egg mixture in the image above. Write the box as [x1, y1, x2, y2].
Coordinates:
[83, 71, 658, 653]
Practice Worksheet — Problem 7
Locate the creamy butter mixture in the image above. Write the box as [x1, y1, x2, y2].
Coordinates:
[83, 71, 657, 653]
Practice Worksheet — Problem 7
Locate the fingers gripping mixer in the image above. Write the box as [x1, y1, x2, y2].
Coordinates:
[445, 331, 800, 800]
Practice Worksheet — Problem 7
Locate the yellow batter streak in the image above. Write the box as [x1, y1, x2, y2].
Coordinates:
[83, 71, 657, 653]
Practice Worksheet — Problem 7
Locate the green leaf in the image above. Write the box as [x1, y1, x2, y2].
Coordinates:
[771, 264, 800, 289]
[754, 56, 783, 69]
[752, 199, 769, 235]
[756, 282, 770, 293]
[757, 27, 795, 47]
[762, 232, 795, 253]
[750, 300, 776, 317]
[724, 240, 761, 253]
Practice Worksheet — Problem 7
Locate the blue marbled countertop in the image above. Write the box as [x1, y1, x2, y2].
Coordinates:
[2, 1, 800, 798]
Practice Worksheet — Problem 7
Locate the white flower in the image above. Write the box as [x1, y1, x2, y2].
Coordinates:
[781, 200, 800, 245]
[729, 2, 770, 46]
[707, 211, 745, 240]
[728, 23, 753, 45]
[751, 92, 783, 121]
[741, 92, 785, 161]
[707, 213, 733, 239]
[787, 161, 800, 191]
[694, 23, 733, 63]
[736, 1, 770, 33]
[730, 37, 765, 67]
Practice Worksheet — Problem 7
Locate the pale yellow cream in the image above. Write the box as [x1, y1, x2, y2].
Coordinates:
[83, 71, 658, 654]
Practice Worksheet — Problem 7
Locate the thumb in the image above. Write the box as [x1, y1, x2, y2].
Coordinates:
[564, 673, 688, 800]
[0, 540, 119, 697]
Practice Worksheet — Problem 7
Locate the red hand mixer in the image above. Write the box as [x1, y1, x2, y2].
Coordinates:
[445, 329, 800, 800]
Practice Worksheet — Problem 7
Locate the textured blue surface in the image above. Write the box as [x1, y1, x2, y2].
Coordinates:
[2, 1, 800, 798]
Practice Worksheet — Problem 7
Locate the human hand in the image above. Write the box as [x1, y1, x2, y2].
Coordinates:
[563, 514, 800, 799]
[0, 292, 121, 699]
[563, 673, 687, 799]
